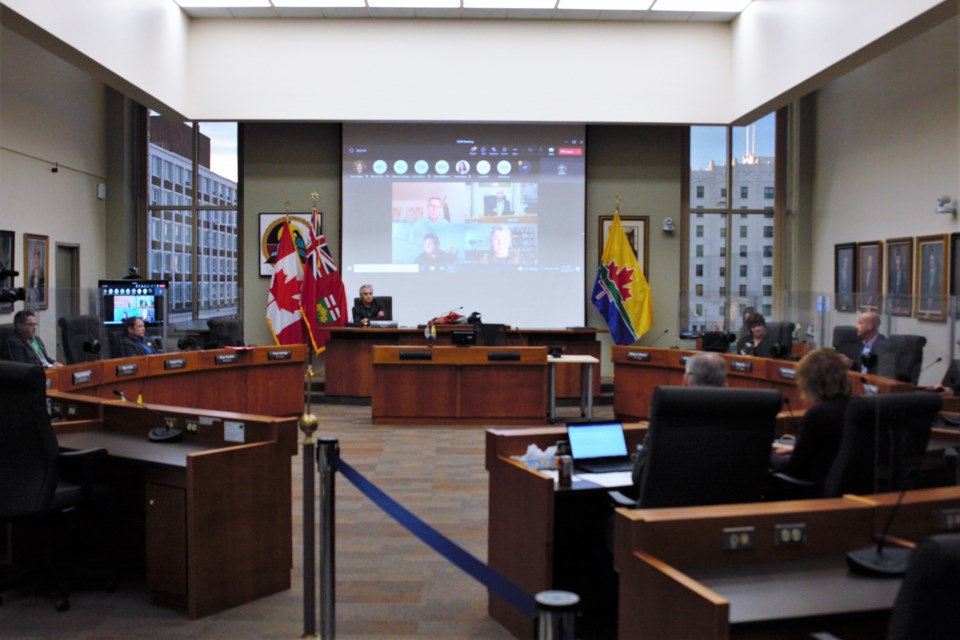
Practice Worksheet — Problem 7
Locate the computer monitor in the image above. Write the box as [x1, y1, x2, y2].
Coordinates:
[98, 279, 168, 328]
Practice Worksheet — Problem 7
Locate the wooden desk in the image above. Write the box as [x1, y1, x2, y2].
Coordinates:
[371, 346, 548, 425]
[54, 399, 297, 619]
[485, 424, 646, 639]
[612, 346, 914, 420]
[326, 326, 601, 399]
[44, 345, 306, 417]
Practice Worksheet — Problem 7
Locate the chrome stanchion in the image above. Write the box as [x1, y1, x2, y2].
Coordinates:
[301, 365, 319, 637]
[535, 590, 579, 640]
[318, 437, 339, 640]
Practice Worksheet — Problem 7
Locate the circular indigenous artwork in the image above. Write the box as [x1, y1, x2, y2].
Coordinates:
[259, 214, 312, 275]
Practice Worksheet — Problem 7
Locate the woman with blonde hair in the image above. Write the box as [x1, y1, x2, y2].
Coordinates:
[771, 348, 852, 493]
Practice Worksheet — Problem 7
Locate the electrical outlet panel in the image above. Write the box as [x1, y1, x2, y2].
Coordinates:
[774, 523, 807, 547]
[185, 420, 199, 433]
[938, 508, 960, 531]
[722, 526, 755, 551]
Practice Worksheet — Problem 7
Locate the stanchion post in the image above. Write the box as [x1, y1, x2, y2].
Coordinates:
[300, 365, 319, 637]
[535, 591, 579, 640]
[318, 437, 340, 640]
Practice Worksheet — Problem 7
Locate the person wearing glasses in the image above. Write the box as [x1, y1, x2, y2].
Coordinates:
[4, 309, 62, 368]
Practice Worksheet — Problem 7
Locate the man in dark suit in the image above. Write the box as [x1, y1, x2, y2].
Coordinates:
[352, 284, 386, 326]
[839, 311, 888, 375]
[119, 317, 157, 356]
[487, 189, 512, 216]
[3, 309, 61, 368]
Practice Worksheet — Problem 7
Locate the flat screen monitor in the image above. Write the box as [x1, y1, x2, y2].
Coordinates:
[342, 123, 587, 329]
[98, 279, 168, 327]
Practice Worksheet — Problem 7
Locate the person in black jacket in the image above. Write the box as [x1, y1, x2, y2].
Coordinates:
[736, 312, 778, 358]
[771, 348, 851, 493]
[119, 317, 158, 356]
[352, 284, 386, 326]
[4, 309, 61, 368]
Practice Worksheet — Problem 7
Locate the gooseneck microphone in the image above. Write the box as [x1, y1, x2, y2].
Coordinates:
[113, 390, 183, 443]
[646, 329, 669, 348]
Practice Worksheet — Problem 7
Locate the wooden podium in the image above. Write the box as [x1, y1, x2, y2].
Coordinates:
[371, 345, 548, 425]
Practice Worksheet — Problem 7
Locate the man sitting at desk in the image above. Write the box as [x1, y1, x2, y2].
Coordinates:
[119, 317, 158, 356]
[352, 284, 386, 326]
[837, 311, 889, 375]
[3, 309, 62, 368]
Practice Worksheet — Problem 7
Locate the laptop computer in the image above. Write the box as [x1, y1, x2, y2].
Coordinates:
[566, 420, 633, 473]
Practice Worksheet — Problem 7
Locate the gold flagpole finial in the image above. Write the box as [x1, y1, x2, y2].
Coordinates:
[284, 200, 291, 214]
[615, 195, 621, 215]
[310, 191, 319, 207]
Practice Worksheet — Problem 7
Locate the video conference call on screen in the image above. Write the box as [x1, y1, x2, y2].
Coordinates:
[342, 124, 587, 329]
[98, 280, 168, 327]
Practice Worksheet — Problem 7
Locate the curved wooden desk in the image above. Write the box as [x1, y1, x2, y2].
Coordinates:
[612, 346, 914, 420]
[45, 345, 307, 418]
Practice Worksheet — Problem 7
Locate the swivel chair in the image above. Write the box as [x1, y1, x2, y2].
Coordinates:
[58, 315, 103, 364]
[478, 323, 508, 346]
[0, 323, 14, 360]
[206, 317, 243, 348]
[765, 321, 795, 359]
[885, 334, 926, 384]
[631, 386, 782, 509]
[832, 325, 861, 365]
[0, 360, 108, 611]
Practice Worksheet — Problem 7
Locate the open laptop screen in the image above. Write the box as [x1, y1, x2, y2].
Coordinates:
[567, 421, 628, 461]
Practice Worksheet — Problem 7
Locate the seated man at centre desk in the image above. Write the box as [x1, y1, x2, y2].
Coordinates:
[352, 284, 387, 326]
[119, 316, 159, 356]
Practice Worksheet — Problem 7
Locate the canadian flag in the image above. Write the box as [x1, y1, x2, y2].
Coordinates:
[266, 219, 305, 345]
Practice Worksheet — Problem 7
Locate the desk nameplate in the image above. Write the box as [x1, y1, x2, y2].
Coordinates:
[164, 357, 188, 370]
[116, 363, 139, 377]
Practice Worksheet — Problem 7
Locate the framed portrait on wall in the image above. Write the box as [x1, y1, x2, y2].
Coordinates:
[834, 242, 857, 312]
[915, 233, 948, 321]
[23, 233, 49, 311]
[598, 215, 649, 279]
[258, 213, 313, 276]
[0, 230, 14, 314]
[885, 238, 913, 317]
[950, 232, 960, 317]
[856, 240, 882, 311]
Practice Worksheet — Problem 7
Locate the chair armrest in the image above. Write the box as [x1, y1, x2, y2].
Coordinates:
[810, 633, 843, 640]
[59, 447, 108, 502]
[608, 490, 636, 508]
[770, 471, 815, 488]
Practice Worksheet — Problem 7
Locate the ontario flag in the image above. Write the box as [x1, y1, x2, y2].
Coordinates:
[301, 207, 347, 354]
[592, 211, 653, 345]
[266, 218, 305, 345]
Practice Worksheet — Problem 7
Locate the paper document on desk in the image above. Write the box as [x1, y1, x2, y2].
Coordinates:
[574, 471, 633, 488]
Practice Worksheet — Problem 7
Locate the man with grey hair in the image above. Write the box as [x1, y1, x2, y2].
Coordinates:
[838, 311, 888, 375]
[351, 284, 386, 326]
[683, 352, 727, 387]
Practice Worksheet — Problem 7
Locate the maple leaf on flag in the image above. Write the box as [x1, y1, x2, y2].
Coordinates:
[606, 261, 634, 301]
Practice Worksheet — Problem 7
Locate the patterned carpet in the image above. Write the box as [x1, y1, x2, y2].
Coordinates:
[0, 403, 611, 639]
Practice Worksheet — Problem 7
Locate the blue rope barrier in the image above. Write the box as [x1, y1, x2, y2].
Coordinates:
[335, 457, 538, 619]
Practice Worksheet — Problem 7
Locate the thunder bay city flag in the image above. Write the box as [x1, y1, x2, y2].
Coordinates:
[592, 211, 653, 345]
[266, 218, 305, 345]
[301, 207, 347, 354]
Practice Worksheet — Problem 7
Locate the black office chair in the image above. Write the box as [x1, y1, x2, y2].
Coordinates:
[630, 387, 782, 509]
[478, 323, 508, 346]
[0, 360, 108, 611]
[702, 331, 734, 353]
[206, 317, 243, 348]
[885, 334, 926, 384]
[832, 325, 861, 365]
[58, 315, 103, 364]
[765, 321, 795, 359]
[822, 392, 940, 496]
[0, 323, 14, 360]
[352, 296, 392, 322]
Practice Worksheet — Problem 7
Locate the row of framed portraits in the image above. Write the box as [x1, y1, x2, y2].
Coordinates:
[0, 229, 49, 314]
[835, 233, 957, 321]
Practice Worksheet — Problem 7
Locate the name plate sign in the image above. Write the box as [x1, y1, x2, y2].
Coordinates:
[626, 351, 651, 362]
[72, 370, 93, 385]
[215, 353, 239, 365]
[267, 350, 291, 361]
[778, 367, 796, 380]
[164, 357, 187, 370]
[116, 363, 139, 377]
[730, 360, 753, 373]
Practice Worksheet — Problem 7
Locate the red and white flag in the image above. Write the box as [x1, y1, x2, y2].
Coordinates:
[301, 207, 347, 353]
[266, 218, 305, 345]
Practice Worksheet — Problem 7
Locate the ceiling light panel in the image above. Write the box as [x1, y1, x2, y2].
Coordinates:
[650, 0, 750, 11]
[175, 0, 271, 7]
[272, 0, 366, 7]
[368, 0, 459, 7]
[463, 0, 559, 9]
[559, 0, 652, 9]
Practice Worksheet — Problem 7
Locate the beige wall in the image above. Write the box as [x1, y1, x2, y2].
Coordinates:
[810, 16, 960, 384]
[0, 26, 107, 349]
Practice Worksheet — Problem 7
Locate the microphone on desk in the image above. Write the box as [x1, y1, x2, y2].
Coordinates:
[770, 343, 790, 360]
[919, 356, 943, 374]
[113, 389, 183, 443]
[860, 352, 878, 371]
[646, 329, 669, 348]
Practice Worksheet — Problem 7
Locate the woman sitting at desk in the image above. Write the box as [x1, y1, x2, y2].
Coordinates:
[736, 312, 776, 358]
[771, 348, 851, 493]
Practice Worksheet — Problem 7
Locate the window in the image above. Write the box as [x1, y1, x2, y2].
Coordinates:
[696, 284, 703, 296]
[763, 245, 774, 258]
[719, 286, 726, 295]
[719, 267, 726, 278]
[764, 226, 773, 238]
[740, 226, 748, 239]
[740, 265, 748, 277]
[764, 186, 774, 199]
[695, 264, 703, 277]
[696, 185, 704, 198]
[147, 114, 239, 321]
[739, 285, 747, 296]
[739, 245, 747, 258]
[696, 245, 704, 257]
[763, 265, 772, 277]
[740, 186, 749, 199]
[763, 284, 772, 296]
[696, 225, 704, 238]
[720, 247, 726, 257]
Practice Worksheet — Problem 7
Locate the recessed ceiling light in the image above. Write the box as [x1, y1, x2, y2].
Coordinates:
[272, 0, 366, 7]
[368, 0, 459, 7]
[175, 0, 271, 7]
[650, 0, 751, 11]
[558, 0, 652, 9]
[463, 0, 559, 8]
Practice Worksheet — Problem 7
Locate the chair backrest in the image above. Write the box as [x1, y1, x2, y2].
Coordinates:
[832, 324, 861, 364]
[638, 386, 782, 509]
[822, 392, 940, 497]
[765, 321, 795, 359]
[0, 322, 15, 360]
[352, 296, 393, 321]
[206, 317, 243, 348]
[479, 323, 508, 346]
[0, 360, 60, 519]
[886, 533, 960, 640]
[885, 334, 927, 384]
[58, 314, 103, 364]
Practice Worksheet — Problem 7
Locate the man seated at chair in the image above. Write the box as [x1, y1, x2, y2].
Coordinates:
[838, 311, 888, 374]
[3, 309, 62, 368]
[119, 317, 158, 356]
[771, 348, 851, 494]
[352, 284, 386, 326]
